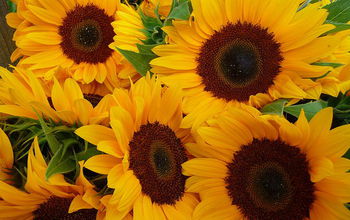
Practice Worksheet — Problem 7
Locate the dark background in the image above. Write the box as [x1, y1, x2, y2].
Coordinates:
[0, 0, 16, 68]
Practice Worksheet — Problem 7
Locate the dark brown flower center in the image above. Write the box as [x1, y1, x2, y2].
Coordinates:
[59, 5, 114, 64]
[34, 197, 97, 220]
[77, 23, 100, 47]
[197, 22, 283, 102]
[225, 139, 315, 220]
[129, 122, 187, 205]
[83, 94, 103, 107]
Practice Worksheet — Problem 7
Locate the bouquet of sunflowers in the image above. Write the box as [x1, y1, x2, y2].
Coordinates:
[1, 0, 350, 219]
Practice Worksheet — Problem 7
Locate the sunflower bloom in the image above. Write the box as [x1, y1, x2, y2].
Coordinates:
[0, 137, 104, 220]
[150, 0, 339, 128]
[76, 76, 199, 219]
[182, 107, 350, 219]
[6, 0, 137, 85]
[0, 67, 115, 125]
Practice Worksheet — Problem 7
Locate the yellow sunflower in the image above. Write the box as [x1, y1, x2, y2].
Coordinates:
[76, 75, 199, 219]
[0, 128, 13, 183]
[0, 67, 115, 125]
[0, 137, 104, 220]
[150, 0, 340, 127]
[6, 0, 137, 86]
[182, 107, 350, 219]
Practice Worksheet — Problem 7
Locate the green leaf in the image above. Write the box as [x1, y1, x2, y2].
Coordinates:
[6, 0, 16, 12]
[117, 48, 157, 76]
[324, 0, 350, 23]
[312, 61, 345, 68]
[309, 71, 332, 80]
[167, 0, 191, 20]
[324, 21, 350, 34]
[45, 147, 76, 180]
[76, 147, 103, 161]
[139, 9, 162, 31]
[284, 100, 328, 120]
[60, 138, 79, 161]
[261, 99, 288, 116]
[35, 112, 61, 154]
[136, 44, 157, 54]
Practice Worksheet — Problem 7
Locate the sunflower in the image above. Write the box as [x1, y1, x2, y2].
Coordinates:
[76, 75, 199, 219]
[0, 67, 115, 125]
[182, 107, 350, 219]
[0, 128, 13, 183]
[150, 0, 339, 127]
[6, 0, 137, 86]
[0, 137, 104, 220]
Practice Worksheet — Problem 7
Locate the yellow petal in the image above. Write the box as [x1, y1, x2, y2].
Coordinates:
[107, 164, 124, 188]
[199, 0, 226, 31]
[26, 32, 61, 45]
[27, 5, 62, 26]
[197, 127, 237, 150]
[0, 181, 44, 205]
[73, 99, 94, 125]
[150, 55, 197, 70]
[0, 128, 13, 168]
[51, 77, 70, 111]
[0, 105, 36, 120]
[68, 195, 93, 213]
[193, 198, 241, 220]
[37, 0, 67, 18]
[182, 158, 228, 178]
[110, 171, 141, 211]
[84, 155, 120, 174]
[98, 140, 124, 158]
[310, 157, 334, 182]
[306, 108, 333, 151]
[63, 78, 84, 101]
[75, 125, 116, 146]
[5, 13, 22, 28]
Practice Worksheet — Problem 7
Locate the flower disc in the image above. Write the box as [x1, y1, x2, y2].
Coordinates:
[226, 139, 315, 220]
[34, 197, 97, 220]
[197, 22, 282, 101]
[59, 5, 114, 64]
[129, 122, 188, 205]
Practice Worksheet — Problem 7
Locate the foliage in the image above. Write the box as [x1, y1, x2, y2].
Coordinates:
[0, 117, 104, 188]
[116, 0, 192, 76]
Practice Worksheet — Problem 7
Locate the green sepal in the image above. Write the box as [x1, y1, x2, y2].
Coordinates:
[117, 46, 158, 76]
[45, 146, 76, 180]
[36, 112, 61, 154]
[324, 0, 350, 23]
[312, 62, 345, 69]
[326, 92, 350, 126]
[167, 0, 191, 21]
[76, 141, 103, 161]
[138, 8, 165, 44]
[6, 0, 16, 12]
[324, 21, 350, 35]
[261, 99, 288, 116]
[284, 100, 328, 121]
